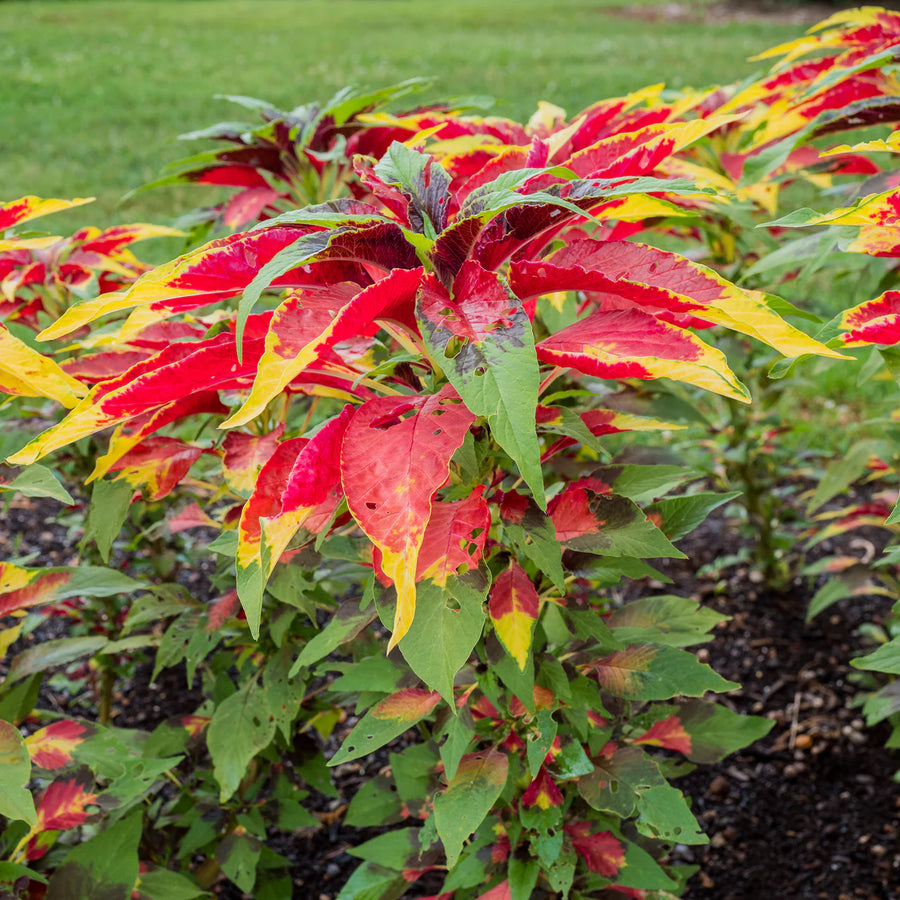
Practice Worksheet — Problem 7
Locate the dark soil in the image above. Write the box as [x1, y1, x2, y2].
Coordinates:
[6, 492, 900, 898]
[663, 515, 900, 900]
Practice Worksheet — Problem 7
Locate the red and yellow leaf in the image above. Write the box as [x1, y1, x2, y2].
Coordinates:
[36, 227, 309, 339]
[341, 387, 475, 648]
[489, 562, 540, 671]
[521, 765, 564, 810]
[222, 426, 284, 494]
[536, 307, 749, 401]
[25, 721, 89, 770]
[8, 322, 269, 466]
[0, 196, 93, 232]
[108, 436, 207, 501]
[511, 239, 843, 359]
[838, 290, 900, 346]
[236, 407, 354, 635]
[631, 715, 692, 755]
[372, 688, 442, 725]
[0, 324, 87, 408]
[415, 488, 490, 586]
[0, 563, 72, 617]
[224, 265, 424, 427]
[89, 392, 228, 483]
[33, 777, 98, 832]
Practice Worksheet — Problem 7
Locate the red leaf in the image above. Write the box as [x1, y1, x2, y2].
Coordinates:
[565, 822, 626, 876]
[341, 386, 475, 647]
[631, 715, 692, 755]
[414, 487, 490, 585]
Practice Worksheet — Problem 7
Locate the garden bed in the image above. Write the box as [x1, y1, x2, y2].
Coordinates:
[7, 495, 898, 898]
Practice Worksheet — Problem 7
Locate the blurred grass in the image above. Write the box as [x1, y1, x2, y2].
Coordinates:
[0, 0, 801, 229]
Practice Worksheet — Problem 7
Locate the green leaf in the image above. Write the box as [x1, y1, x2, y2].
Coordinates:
[607, 595, 727, 647]
[636, 782, 706, 844]
[648, 491, 740, 542]
[596, 464, 696, 504]
[418, 265, 545, 507]
[208, 681, 276, 801]
[676, 700, 775, 763]
[349, 827, 421, 868]
[553, 740, 594, 780]
[134, 868, 208, 900]
[439, 711, 475, 782]
[329, 689, 441, 766]
[264, 648, 303, 741]
[47, 811, 142, 900]
[0, 674, 42, 724]
[587, 644, 737, 701]
[433, 749, 508, 869]
[853, 637, 900, 675]
[335, 862, 408, 900]
[393, 570, 488, 704]
[615, 842, 678, 890]
[807, 439, 892, 513]
[0, 720, 36, 825]
[861, 681, 900, 726]
[345, 775, 404, 828]
[526, 709, 557, 778]
[509, 856, 540, 900]
[579, 746, 657, 818]
[6, 636, 109, 683]
[289, 600, 376, 677]
[153, 610, 219, 683]
[217, 830, 261, 894]
[82, 479, 133, 563]
[0, 465, 74, 504]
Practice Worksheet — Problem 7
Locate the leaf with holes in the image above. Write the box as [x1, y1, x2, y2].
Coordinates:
[583, 644, 737, 700]
[390, 568, 488, 704]
[207, 679, 277, 802]
[329, 689, 441, 766]
[434, 749, 509, 869]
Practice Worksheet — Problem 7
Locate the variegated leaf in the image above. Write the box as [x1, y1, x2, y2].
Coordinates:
[341, 387, 475, 648]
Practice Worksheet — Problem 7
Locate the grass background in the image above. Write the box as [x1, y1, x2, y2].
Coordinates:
[1, 0, 884, 445]
[0, 0, 802, 227]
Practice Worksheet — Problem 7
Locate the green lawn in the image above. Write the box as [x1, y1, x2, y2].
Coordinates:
[0, 0, 801, 229]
